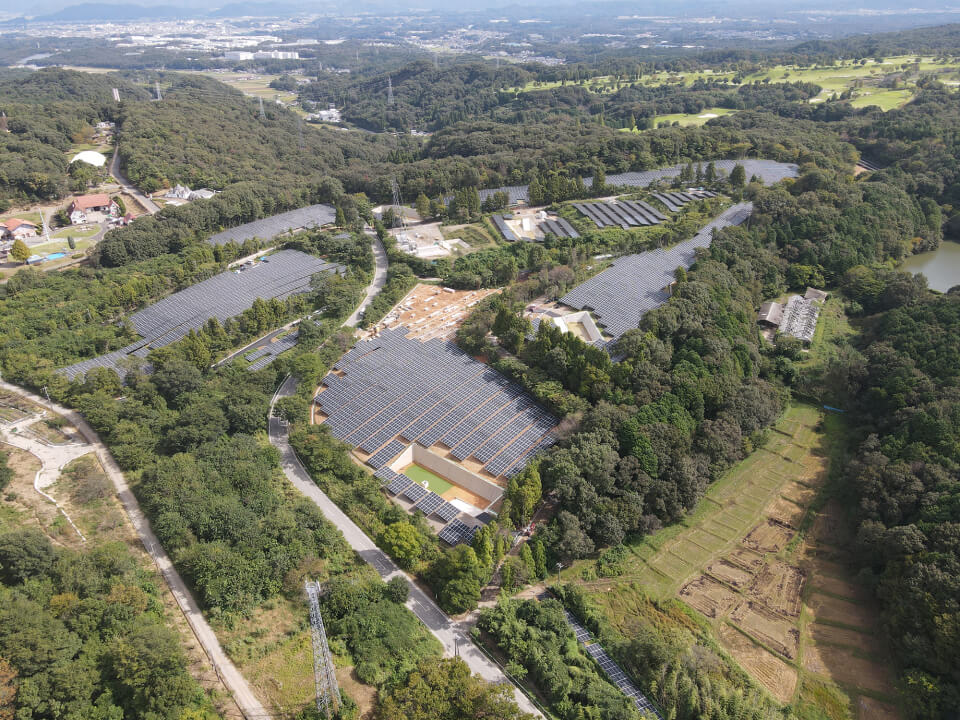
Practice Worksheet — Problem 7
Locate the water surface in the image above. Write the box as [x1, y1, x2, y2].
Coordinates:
[900, 242, 960, 292]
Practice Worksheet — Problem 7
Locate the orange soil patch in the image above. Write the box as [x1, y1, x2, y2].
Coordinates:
[780, 481, 817, 505]
[725, 548, 765, 573]
[765, 496, 806, 529]
[440, 484, 487, 509]
[858, 696, 900, 720]
[730, 601, 800, 659]
[717, 623, 798, 703]
[705, 559, 755, 588]
[679, 575, 739, 619]
[372, 284, 501, 342]
[337, 667, 377, 719]
[742, 519, 794, 554]
[749, 561, 804, 617]
[805, 592, 874, 628]
[802, 642, 895, 695]
[809, 624, 876, 653]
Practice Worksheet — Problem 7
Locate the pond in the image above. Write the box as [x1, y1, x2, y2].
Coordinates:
[900, 241, 960, 292]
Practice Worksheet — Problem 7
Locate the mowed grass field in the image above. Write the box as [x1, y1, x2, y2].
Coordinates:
[401, 463, 453, 495]
[515, 56, 960, 112]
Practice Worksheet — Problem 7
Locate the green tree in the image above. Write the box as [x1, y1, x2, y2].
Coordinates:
[67, 235, 76, 250]
[377, 657, 532, 720]
[415, 192, 430, 219]
[381, 521, 422, 569]
[730, 163, 746, 188]
[9, 238, 29, 263]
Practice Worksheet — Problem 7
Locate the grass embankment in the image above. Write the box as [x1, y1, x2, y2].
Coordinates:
[572, 402, 903, 718]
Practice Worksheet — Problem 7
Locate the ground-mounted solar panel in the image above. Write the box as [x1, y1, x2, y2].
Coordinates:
[439, 519, 470, 545]
[385, 474, 413, 496]
[375, 466, 398, 484]
[400, 481, 429, 503]
[207, 204, 336, 246]
[434, 501, 460, 523]
[367, 439, 407, 470]
[414, 492, 444, 516]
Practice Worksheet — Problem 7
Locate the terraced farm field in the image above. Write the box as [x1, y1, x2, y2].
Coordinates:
[577, 404, 903, 719]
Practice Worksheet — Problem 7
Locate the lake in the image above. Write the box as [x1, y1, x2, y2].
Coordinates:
[900, 241, 960, 292]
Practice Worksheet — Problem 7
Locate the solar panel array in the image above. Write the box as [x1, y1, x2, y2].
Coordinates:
[245, 330, 300, 371]
[207, 204, 336, 246]
[59, 250, 343, 380]
[455, 159, 796, 210]
[575, 191, 715, 230]
[316, 327, 557, 479]
[438, 518, 479, 546]
[491, 214, 519, 241]
[563, 610, 663, 719]
[539, 218, 580, 238]
[560, 203, 753, 342]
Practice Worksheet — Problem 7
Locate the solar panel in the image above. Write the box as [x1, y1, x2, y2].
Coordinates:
[59, 250, 343, 380]
[207, 204, 336, 246]
[414, 492, 444, 516]
[385, 474, 413, 495]
[367, 439, 407, 470]
[435, 501, 460, 522]
[559, 203, 753, 343]
[400, 481, 429, 503]
[375, 466, 398, 484]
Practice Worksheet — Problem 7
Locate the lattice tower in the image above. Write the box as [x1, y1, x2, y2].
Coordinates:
[305, 580, 340, 719]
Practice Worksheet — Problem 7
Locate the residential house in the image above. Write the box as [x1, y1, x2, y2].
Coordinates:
[0, 218, 38, 240]
[68, 194, 119, 224]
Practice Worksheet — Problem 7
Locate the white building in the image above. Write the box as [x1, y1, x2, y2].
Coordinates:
[254, 50, 299, 60]
[224, 51, 255, 60]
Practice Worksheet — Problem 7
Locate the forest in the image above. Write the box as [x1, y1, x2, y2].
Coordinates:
[1, 21, 960, 720]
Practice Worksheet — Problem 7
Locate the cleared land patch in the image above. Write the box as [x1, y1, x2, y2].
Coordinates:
[679, 575, 739, 618]
[718, 623, 798, 703]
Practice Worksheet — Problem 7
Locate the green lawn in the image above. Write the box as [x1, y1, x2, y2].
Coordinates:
[52, 226, 99, 239]
[848, 89, 914, 110]
[515, 55, 957, 114]
[652, 107, 737, 127]
[401, 464, 453, 495]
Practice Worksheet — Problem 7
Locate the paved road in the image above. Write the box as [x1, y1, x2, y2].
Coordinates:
[344, 232, 388, 328]
[266, 234, 542, 717]
[109, 146, 161, 214]
[0, 380, 270, 720]
[268, 378, 542, 718]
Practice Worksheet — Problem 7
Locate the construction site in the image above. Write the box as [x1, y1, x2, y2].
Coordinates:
[365, 283, 500, 342]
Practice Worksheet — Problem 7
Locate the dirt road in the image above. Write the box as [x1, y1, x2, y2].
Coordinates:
[0, 379, 270, 720]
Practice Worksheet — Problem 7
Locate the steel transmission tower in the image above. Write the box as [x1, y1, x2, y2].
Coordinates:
[259, 96, 266, 120]
[154, 81, 162, 101]
[305, 581, 340, 719]
[386, 76, 394, 105]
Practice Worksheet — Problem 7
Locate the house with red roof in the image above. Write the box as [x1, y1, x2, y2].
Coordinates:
[68, 194, 118, 224]
[0, 218, 38, 240]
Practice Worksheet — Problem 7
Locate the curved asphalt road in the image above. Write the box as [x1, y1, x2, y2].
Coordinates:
[109, 146, 161, 215]
[0, 379, 270, 720]
[267, 234, 543, 717]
